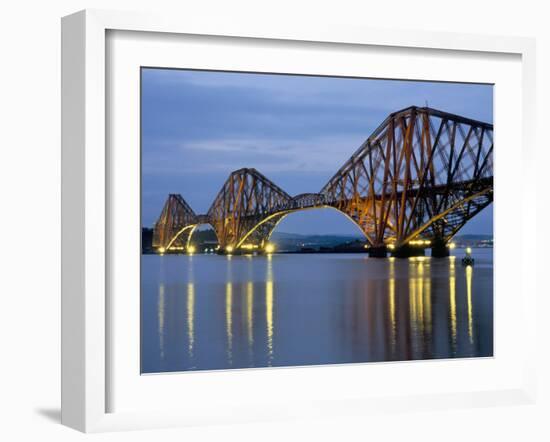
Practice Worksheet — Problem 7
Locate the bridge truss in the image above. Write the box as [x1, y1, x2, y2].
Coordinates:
[152, 107, 493, 256]
[206, 168, 292, 250]
[321, 106, 493, 249]
[152, 194, 198, 252]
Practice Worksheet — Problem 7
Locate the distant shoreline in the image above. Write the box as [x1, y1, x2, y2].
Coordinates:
[142, 245, 493, 256]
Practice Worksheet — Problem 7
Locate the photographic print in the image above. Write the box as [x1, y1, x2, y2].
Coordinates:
[140, 68, 493, 374]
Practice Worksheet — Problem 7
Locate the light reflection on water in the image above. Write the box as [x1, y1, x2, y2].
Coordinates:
[266, 255, 274, 366]
[141, 249, 493, 373]
[449, 257, 457, 353]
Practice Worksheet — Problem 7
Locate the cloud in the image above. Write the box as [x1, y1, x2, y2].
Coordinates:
[142, 134, 369, 179]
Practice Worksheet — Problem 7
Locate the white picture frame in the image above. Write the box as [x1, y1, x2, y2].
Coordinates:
[61, 9, 537, 433]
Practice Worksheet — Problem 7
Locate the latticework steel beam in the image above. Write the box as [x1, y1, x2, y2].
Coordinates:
[152, 194, 198, 251]
[152, 106, 493, 253]
[206, 168, 292, 249]
[321, 106, 493, 248]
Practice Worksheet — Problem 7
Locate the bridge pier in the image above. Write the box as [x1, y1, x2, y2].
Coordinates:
[391, 244, 425, 258]
[431, 238, 450, 258]
[367, 246, 388, 258]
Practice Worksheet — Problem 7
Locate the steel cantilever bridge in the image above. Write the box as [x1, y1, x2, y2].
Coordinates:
[153, 106, 493, 257]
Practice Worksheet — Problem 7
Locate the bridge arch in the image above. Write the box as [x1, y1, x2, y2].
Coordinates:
[235, 205, 371, 251]
[161, 224, 198, 252]
[399, 188, 493, 246]
[185, 222, 221, 251]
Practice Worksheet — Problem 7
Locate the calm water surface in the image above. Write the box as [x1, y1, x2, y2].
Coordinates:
[141, 249, 493, 373]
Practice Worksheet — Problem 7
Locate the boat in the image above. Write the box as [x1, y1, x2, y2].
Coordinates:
[461, 247, 475, 266]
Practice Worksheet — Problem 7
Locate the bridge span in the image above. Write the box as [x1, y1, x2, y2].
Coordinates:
[152, 106, 493, 257]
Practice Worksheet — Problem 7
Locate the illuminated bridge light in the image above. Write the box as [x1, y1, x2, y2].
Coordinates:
[264, 243, 275, 254]
[408, 239, 431, 246]
[187, 245, 196, 254]
[240, 244, 259, 250]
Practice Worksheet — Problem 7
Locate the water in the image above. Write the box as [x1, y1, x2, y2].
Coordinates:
[141, 249, 493, 373]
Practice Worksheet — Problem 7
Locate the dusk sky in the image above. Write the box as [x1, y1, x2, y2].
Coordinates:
[141, 68, 493, 236]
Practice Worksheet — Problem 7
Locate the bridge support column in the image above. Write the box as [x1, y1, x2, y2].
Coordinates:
[391, 245, 425, 258]
[367, 246, 388, 258]
[431, 238, 450, 258]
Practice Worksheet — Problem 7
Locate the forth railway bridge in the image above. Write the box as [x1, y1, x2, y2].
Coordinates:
[152, 106, 493, 258]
